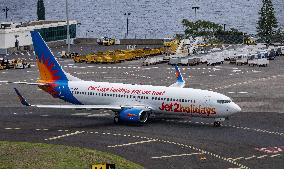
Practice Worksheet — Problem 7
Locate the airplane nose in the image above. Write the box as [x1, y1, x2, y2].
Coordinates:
[232, 102, 241, 113]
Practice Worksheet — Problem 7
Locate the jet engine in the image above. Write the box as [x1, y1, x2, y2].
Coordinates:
[117, 108, 149, 123]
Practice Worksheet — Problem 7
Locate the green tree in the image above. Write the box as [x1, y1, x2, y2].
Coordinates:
[37, 0, 45, 20]
[257, 0, 278, 43]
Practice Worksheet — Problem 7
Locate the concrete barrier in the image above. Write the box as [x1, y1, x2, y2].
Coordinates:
[74, 38, 98, 45]
[119, 39, 164, 45]
[74, 38, 163, 45]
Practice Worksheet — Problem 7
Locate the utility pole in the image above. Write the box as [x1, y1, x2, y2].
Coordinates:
[65, 0, 70, 54]
[124, 13, 131, 38]
[2, 7, 9, 20]
[192, 6, 200, 20]
[223, 24, 226, 31]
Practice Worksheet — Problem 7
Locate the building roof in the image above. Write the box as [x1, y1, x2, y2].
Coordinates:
[0, 20, 77, 33]
[20, 20, 67, 27]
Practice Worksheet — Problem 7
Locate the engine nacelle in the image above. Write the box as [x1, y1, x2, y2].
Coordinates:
[119, 108, 148, 123]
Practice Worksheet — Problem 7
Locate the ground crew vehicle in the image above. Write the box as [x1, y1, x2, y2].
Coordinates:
[97, 37, 115, 46]
[236, 54, 248, 65]
[229, 56, 237, 64]
[179, 57, 189, 66]
[188, 57, 200, 66]
[61, 51, 79, 59]
[268, 49, 276, 60]
[73, 55, 87, 63]
[0, 58, 13, 69]
[13, 59, 31, 69]
[143, 57, 157, 66]
[85, 54, 97, 63]
[276, 47, 282, 56]
[207, 56, 224, 66]
[280, 46, 284, 55]
[248, 53, 269, 67]
[169, 56, 181, 65]
[163, 38, 173, 47]
[102, 55, 114, 63]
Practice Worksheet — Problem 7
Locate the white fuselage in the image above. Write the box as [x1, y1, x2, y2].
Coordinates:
[67, 81, 241, 118]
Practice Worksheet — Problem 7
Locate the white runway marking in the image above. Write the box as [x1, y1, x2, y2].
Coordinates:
[40, 115, 49, 117]
[46, 131, 85, 141]
[238, 92, 248, 94]
[87, 131, 249, 169]
[108, 139, 157, 148]
[151, 153, 201, 159]
[71, 113, 91, 116]
[162, 119, 284, 136]
[229, 154, 282, 161]
[87, 113, 110, 117]
[4, 128, 21, 130]
[215, 74, 284, 90]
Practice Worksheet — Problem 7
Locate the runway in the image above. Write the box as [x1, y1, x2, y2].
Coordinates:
[0, 51, 284, 169]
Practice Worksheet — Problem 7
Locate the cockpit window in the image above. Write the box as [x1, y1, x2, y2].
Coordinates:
[217, 100, 231, 104]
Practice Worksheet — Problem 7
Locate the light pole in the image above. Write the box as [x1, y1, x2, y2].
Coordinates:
[2, 7, 9, 20]
[192, 6, 200, 20]
[65, 0, 70, 54]
[124, 12, 131, 38]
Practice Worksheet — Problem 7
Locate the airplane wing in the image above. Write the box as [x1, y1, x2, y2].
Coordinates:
[0, 80, 47, 86]
[169, 65, 185, 88]
[14, 88, 151, 111]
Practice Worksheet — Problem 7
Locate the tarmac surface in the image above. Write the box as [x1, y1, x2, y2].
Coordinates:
[0, 47, 284, 169]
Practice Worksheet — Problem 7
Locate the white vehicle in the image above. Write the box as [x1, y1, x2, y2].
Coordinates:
[256, 53, 269, 67]
[280, 46, 284, 55]
[207, 55, 224, 66]
[248, 53, 269, 67]
[236, 54, 248, 65]
[143, 58, 157, 66]
[11, 31, 241, 127]
[200, 55, 209, 64]
[188, 57, 200, 66]
[169, 56, 181, 65]
[247, 54, 257, 66]
[180, 57, 189, 66]
[14, 61, 31, 69]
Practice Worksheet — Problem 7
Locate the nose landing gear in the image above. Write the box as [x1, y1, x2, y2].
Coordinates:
[213, 121, 221, 127]
[214, 118, 225, 127]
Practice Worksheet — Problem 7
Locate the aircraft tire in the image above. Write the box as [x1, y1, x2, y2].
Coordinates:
[114, 116, 120, 124]
[213, 121, 221, 127]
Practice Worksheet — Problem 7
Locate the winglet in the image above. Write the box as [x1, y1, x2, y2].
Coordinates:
[170, 65, 185, 88]
[14, 88, 31, 106]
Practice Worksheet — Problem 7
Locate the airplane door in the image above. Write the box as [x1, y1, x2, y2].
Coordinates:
[205, 95, 212, 107]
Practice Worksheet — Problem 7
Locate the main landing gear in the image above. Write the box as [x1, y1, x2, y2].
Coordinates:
[214, 118, 225, 127]
[114, 112, 120, 124]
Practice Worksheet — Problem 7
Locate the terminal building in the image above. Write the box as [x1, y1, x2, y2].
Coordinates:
[0, 20, 77, 54]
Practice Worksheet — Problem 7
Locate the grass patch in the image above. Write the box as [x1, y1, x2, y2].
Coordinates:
[0, 141, 144, 169]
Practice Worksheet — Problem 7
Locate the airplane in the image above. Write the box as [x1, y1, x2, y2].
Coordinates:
[12, 31, 241, 127]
